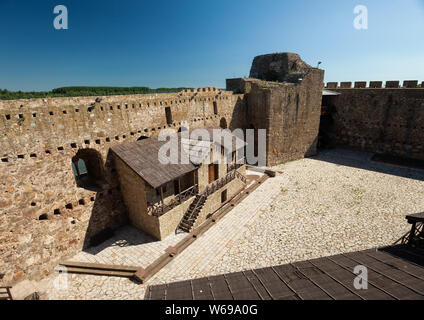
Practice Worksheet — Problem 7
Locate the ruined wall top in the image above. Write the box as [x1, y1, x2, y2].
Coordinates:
[249, 52, 313, 83]
[0, 87, 230, 110]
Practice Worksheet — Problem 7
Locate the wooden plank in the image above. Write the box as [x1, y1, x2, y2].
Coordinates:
[292, 261, 361, 300]
[252, 267, 297, 300]
[149, 284, 168, 300]
[273, 264, 332, 300]
[243, 270, 272, 300]
[191, 278, 214, 300]
[343, 251, 424, 297]
[224, 272, 261, 300]
[208, 275, 233, 300]
[59, 261, 139, 272]
[64, 266, 134, 278]
[311, 257, 394, 300]
[367, 249, 424, 279]
[383, 245, 424, 266]
[329, 255, 422, 300]
[165, 281, 193, 300]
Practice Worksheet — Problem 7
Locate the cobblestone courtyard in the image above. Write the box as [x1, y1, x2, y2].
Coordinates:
[39, 148, 424, 300]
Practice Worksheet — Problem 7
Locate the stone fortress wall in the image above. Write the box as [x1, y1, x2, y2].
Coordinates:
[227, 52, 325, 166]
[321, 81, 424, 160]
[0, 87, 246, 285]
[2, 51, 422, 287]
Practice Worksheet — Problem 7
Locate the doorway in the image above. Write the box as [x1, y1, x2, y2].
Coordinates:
[208, 163, 219, 184]
[221, 189, 227, 203]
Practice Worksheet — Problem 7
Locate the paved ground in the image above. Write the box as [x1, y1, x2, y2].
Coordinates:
[69, 225, 186, 268]
[40, 149, 424, 300]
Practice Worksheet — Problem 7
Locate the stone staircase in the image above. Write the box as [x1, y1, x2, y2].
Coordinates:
[178, 193, 208, 233]
[178, 169, 247, 233]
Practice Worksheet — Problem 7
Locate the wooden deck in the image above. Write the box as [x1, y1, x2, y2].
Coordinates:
[144, 245, 424, 300]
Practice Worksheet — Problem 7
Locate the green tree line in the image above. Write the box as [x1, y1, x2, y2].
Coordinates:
[0, 86, 193, 100]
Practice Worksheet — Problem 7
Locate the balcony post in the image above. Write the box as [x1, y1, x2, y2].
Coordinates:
[178, 178, 182, 203]
[160, 186, 164, 214]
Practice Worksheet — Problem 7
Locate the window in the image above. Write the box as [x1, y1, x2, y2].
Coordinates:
[221, 190, 227, 203]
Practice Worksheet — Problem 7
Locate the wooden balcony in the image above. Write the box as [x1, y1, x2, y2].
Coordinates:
[148, 185, 198, 217]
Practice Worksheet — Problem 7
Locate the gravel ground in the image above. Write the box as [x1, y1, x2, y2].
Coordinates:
[206, 148, 424, 274]
[38, 148, 424, 299]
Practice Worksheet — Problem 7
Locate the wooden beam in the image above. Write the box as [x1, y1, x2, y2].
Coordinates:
[59, 261, 139, 272]
[178, 179, 182, 203]
[160, 186, 164, 213]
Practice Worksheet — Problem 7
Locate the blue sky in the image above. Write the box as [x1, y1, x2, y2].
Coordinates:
[1, 0, 423, 91]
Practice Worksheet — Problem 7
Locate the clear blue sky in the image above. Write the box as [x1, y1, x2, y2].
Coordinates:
[1, 0, 423, 91]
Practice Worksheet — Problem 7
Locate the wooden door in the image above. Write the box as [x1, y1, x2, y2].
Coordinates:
[208, 164, 215, 184]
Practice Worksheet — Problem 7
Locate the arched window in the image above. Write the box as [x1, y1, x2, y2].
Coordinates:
[72, 149, 105, 190]
[220, 117, 228, 129]
[137, 136, 149, 141]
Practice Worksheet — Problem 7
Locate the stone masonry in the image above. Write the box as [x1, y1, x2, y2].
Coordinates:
[5, 52, 422, 290]
[321, 82, 424, 160]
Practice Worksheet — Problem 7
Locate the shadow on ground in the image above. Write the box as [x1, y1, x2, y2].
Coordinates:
[312, 148, 424, 181]
[83, 224, 160, 255]
[380, 244, 424, 267]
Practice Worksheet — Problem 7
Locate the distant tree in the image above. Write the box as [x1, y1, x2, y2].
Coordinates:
[0, 86, 194, 100]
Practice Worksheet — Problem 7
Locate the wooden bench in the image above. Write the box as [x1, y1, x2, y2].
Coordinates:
[405, 212, 424, 248]
[0, 286, 13, 300]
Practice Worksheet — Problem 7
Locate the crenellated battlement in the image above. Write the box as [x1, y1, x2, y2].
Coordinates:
[0, 85, 248, 286]
[0, 88, 240, 161]
[0, 87, 231, 110]
[325, 80, 423, 89]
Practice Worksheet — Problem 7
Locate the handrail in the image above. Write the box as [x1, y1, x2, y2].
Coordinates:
[227, 159, 245, 172]
[148, 185, 198, 217]
[178, 168, 247, 231]
[204, 167, 246, 197]
[0, 286, 13, 300]
[235, 170, 247, 184]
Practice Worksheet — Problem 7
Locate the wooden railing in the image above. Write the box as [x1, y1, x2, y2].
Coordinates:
[0, 286, 13, 300]
[148, 185, 198, 217]
[227, 160, 245, 173]
[205, 168, 246, 197]
[178, 168, 247, 232]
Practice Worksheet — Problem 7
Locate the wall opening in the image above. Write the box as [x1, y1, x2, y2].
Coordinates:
[137, 136, 149, 141]
[221, 189, 227, 203]
[165, 107, 173, 125]
[213, 101, 218, 115]
[72, 149, 106, 191]
[220, 117, 228, 129]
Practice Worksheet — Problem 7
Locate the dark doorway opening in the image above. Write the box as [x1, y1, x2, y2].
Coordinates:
[173, 180, 180, 195]
[221, 189, 227, 203]
[165, 107, 173, 125]
[72, 149, 106, 191]
[213, 101, 218, 115]
[220, 117, 227, 129]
